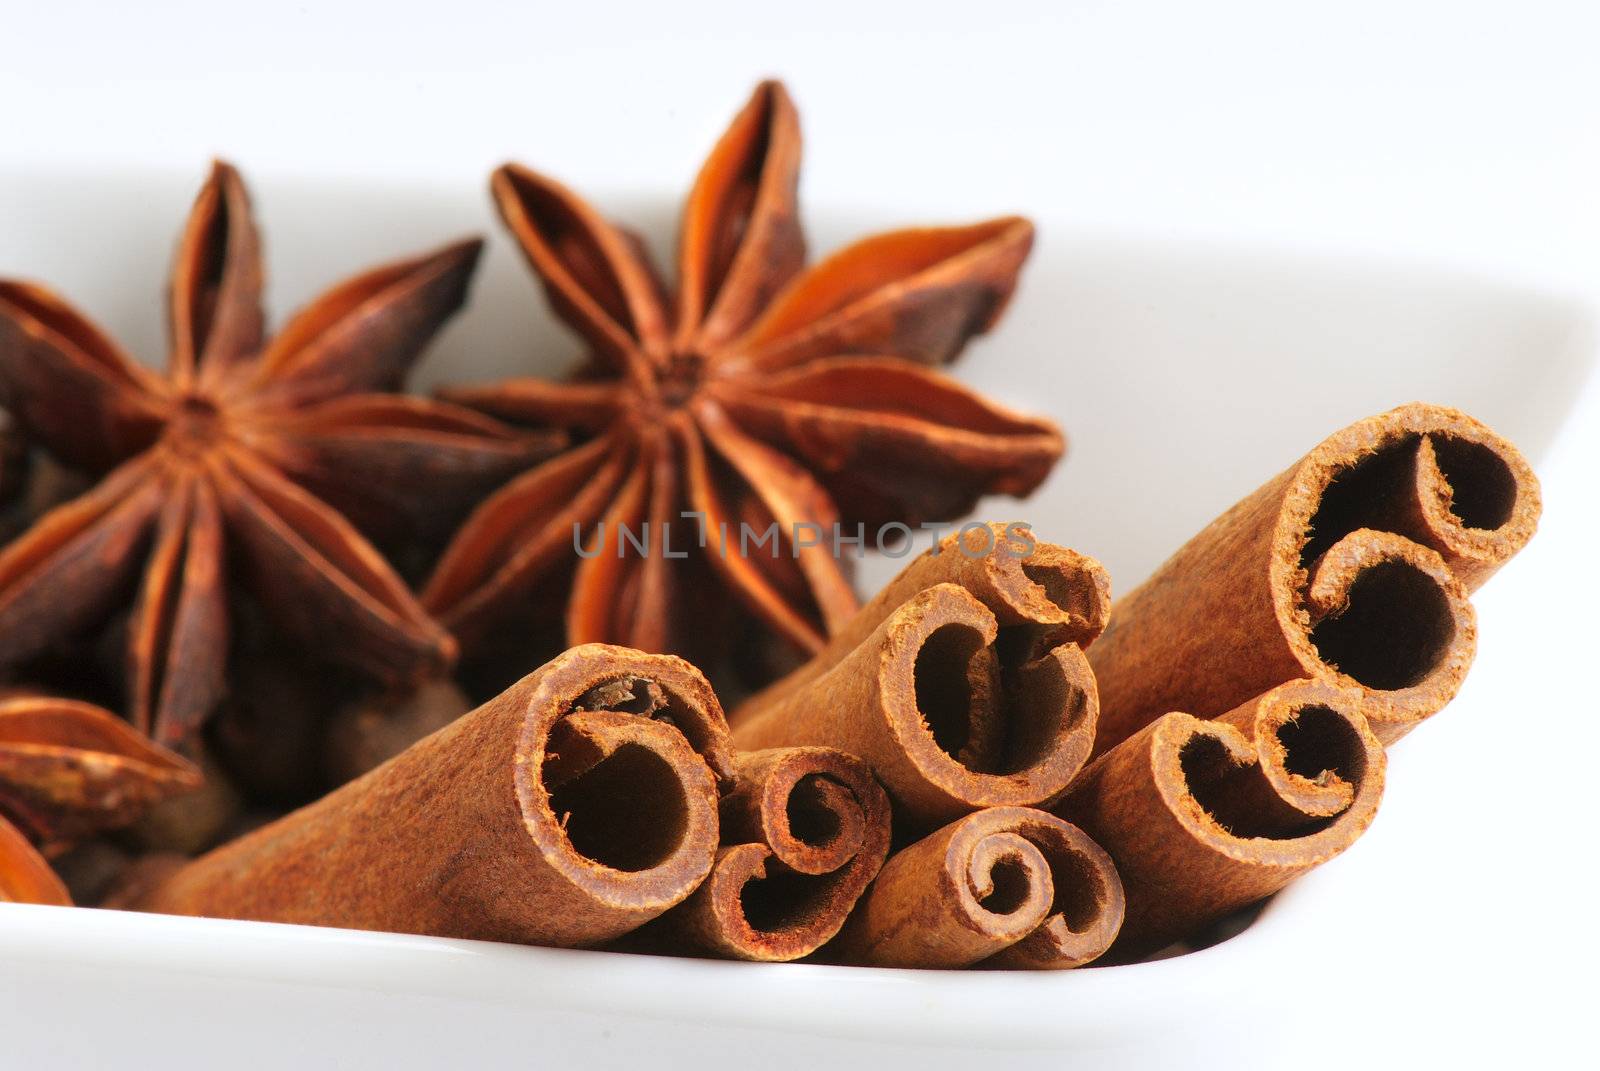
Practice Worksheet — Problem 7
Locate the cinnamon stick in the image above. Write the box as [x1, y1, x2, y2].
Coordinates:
[1089, 403, 1539, 752]
[731, 524, 1108, 827]
[641, 746, 891, 961]
[124, 645, 735, 947]
[741, 522, 1109, 715]
[830, 806, 1123, 969]
[1055, 680, 1384, 961]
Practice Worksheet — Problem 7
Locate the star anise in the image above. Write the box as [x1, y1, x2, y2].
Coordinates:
[0, 817, 67, 904]
[427, 81, 1064, 660]
[0, 693, 199, 905]
[0, 162, 555, 745]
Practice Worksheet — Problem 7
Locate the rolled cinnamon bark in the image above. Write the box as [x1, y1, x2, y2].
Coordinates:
[1089, 403, 1538, 751]
[740, 522, 1110, 717]
[830, 806, 1123, 969]
[643, 746, 891, 961]
[734, 584, 1099, 827]
[730, 525, 1107, 828]
[125, 644, 735, 947]
[1056, 680, 1384, 961]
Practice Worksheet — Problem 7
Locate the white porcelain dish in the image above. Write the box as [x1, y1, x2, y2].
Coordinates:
[0, 169, 1593, 1070]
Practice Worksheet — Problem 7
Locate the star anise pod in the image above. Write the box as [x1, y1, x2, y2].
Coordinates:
[0, 410, 25, 511]
[0, 694, 199, 905]
[0, 818, 66, 905]
[0, 162, 554, 745]
[427, 81, 1064, 659]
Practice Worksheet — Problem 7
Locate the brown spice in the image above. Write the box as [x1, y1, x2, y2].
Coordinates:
[830, 806, 1123, 969]
[100, 851, 187, 909]
[1055, 680, 1384, 961]
[642, 746, 890, 961]
[206, 653, 333, 808]
[0, 814, 69, 905]
[0, 695, 200, 854]
[125, 743, 243, 856]
[0, 409, 25, 511]
[49, 838, 135, 905]
[322, 678, 472, 787]
[0, 452, 90, 550]
[0, 162, 556, 746]
[739, 522, 1109, 715]
[425, 81, 1062, 663]
[730, 524, 1108, 828]
[124, 645, 735, 947]
[1088, 403, 1538, 752]
[0, 693, 197, 905]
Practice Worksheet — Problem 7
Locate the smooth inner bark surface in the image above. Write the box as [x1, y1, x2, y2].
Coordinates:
[1431, 435, 1517, 530]
[738, 866, 820, 934]
[977, 855, 1034, 916]
[1039, 841, 1106, 932]
[1179, 707, 1366, 842]
[1301, 432, 1519, 567]
[548, 743, 689, 872]
[914, 623, 1072, 776]
[786, 774, 845, 850]
[1277, 704, 1361, 782]
[1310, 561, 1455, 690]
[915, 623, 985, 762]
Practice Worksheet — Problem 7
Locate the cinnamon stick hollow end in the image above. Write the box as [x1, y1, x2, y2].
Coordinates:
[1265, 402, 1539, 740]
[1283, 402, 1541, 593]
[895, 524, 1113, 652]
[128, 645, 734, 947]
[1061, 680, 1385, 961]
[1279, 527, 1476, 742]
[831, 806, 1124, 970]
[653, 746, 891, 961]
[1092, 403, 1531, 751]
[742, 523, 1111, 719]
[734, 582, 1099, 827]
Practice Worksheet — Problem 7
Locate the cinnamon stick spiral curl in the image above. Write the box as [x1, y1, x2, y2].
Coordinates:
[645, 746, 891, 961]
[743, 522, 1109, 715]
[126, 645, 734, 947]
[1090, 403, 1538, 751]
[831, 806, 1124, 969]
[732, 524, 1108, 828]
[1057, 680, 1385, 960]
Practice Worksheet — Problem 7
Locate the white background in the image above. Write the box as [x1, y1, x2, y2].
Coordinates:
[2, 2, 1598, 1067]
[3, 0, 1596, 287]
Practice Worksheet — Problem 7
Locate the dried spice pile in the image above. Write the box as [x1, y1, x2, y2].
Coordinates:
[0, 84, 1541, 971]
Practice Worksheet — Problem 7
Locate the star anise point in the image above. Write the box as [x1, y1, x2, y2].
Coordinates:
[428, 83, 1064, 666]
[0, 164, 546, 745]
